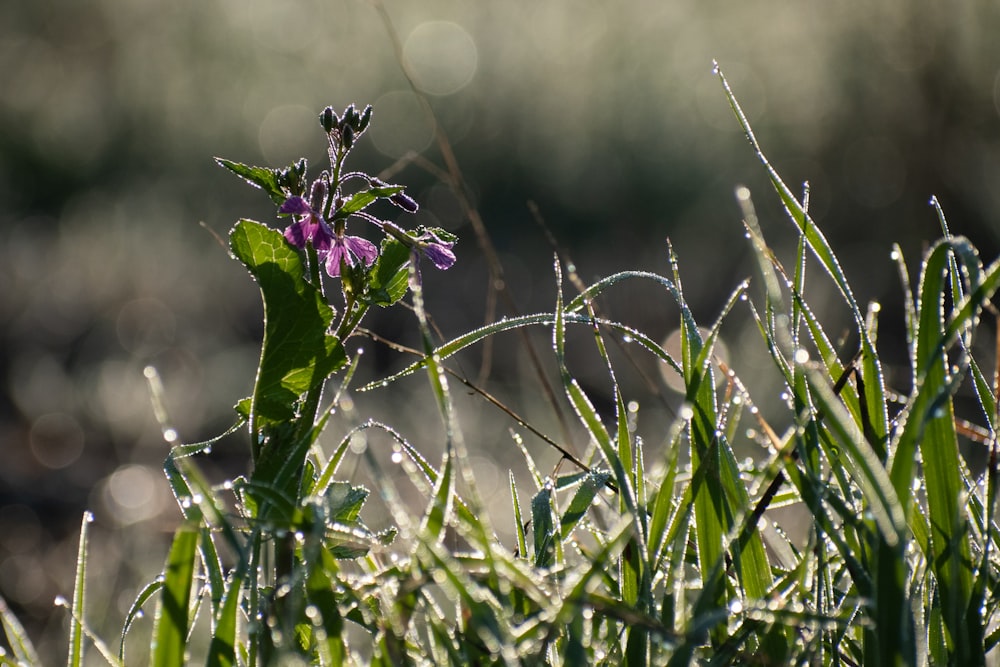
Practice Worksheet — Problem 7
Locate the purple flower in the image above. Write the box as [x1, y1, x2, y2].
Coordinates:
[279, 195, 378, 277]
[280, 196, 333, 253]
[325, 233, 378, 277]
[420, 236, 456, 270]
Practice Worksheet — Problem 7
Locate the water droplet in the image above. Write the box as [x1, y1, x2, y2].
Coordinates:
[793, 348, 810, 364]
[83, 511, 95, 523]
[202, 445, 212, 455]
[53, 595, 68, 607]
[679, 404, 694, 420]
[627, 400, 639, 413]
[890, 249, 900, 260]
[730, 599, 744, 614]
[222, 480, 233, 490]
[391, 451, 403, 464]
[162, 428, 178, 443]
[622, 334, 633, 344]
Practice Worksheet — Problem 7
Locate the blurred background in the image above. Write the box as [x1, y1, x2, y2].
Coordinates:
[3, 0, 1000, 661]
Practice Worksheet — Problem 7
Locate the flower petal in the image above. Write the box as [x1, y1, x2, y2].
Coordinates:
[324, 239, 348, 277]
[344, 235, 378, 267]
[423, 243, 456, 270]
[279, 196, 312, 215]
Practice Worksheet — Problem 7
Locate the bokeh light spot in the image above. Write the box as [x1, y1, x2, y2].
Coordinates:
[369, 91, 434, 159]
[102, 464, 163, 525]
[404, 21, 478, 96]
[29, 412, 85, 469]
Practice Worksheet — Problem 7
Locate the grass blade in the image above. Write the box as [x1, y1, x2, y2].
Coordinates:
[66, 511, 92, 667]
[151, 523, 200, 667]
[0, 595, 40, 666]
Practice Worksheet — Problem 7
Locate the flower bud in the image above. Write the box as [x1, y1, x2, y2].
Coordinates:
[341, 124, 355, 150]
[390, 191, 419, 213]
[320, 106, 338, 133]
[309, 178, 328, 211]
[357, 105, 373, 132]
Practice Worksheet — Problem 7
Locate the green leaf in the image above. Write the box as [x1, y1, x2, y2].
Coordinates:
[229, 220, 346, 437]
[152, 523, 199, 667]
[531, 486, 555, 568]
[560, 470, 611, 540]
[339, 185, 403, 215]
[364, 237, 411, 306]
[215, 158, 287, 205]
[323, 482, 369, 524]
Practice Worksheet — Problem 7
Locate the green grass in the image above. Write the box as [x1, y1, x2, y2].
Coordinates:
[3, 67, 1000, 667]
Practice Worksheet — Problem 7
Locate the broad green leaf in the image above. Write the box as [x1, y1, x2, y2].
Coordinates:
[151, 523, 199, 667]
[364, 237, 411, 307]
[229, 220, 346, 438]
[215, 158, 286, 205]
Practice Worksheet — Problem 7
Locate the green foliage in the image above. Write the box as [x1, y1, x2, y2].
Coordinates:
[29, 81, 1000, 667]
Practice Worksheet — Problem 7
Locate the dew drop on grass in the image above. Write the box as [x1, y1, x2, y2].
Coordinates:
[391, 451, 403, 464]
[729, 599, 744, 615]
[222, 480, 233, 491]
[678, 404, 694, 420]
[83, 510, 95, 523]
[179, 497, 192, 509]
[622, 334, 633, 344]
[53, 595, 68, 607]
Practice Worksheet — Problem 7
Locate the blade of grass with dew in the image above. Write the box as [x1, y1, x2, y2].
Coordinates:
[888, 239, 1000, 663]
[151, 522, 199, 667]
[718, 64, 890, 458]
[551, 257, 639, 523]
[118, 579, 164, 662]
[206, 572, 242, 667]
[66, 511, 92, 667]
[510, 471, 528, 558]
[0, 595, 40, 667]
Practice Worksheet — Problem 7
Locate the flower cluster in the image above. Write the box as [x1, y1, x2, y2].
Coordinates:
[277, 105, 455, 280]
[218, 103, 456, 291]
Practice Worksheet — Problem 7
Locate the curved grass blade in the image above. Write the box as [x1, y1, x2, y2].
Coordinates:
[718, 64, 890, 455]
[118, 579, 164, 663]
